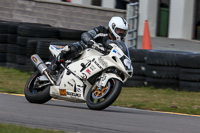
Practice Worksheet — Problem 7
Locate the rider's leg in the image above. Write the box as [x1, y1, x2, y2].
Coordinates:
[48, 42, 86, 74]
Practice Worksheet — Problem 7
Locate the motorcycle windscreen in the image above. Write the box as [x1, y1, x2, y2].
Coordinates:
[106, 40, 130, 57]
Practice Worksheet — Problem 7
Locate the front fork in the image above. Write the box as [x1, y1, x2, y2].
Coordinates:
[93, 73, 123, 91]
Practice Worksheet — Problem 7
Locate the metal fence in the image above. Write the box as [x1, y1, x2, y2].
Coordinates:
[125, 2, 139, 48]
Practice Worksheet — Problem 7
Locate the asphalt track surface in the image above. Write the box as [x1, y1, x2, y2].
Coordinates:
[0, 93, 200, 133]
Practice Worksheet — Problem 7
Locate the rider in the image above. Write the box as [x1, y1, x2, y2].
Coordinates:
[49, 16, 128, 73]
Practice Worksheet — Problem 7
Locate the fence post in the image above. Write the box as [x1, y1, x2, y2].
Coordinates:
[125, 2, 139, 48]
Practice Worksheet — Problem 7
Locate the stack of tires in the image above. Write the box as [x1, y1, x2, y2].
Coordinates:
[0, 20, 86, 71]
[26, 38, 60, 71]
[123, 48, 148, 87]
[0, 21, 20, 68]
[17, 24, 59, 70]
[145, 50, 189, 89]
[6, 22, 19, 68]
[178, 53, 200, 92]
[0, 22, 8, 66]
[125, 49, 194, 90]
[58, 28, 85, 41]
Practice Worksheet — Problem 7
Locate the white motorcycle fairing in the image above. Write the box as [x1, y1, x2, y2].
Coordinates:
[48, 43, 133, 102]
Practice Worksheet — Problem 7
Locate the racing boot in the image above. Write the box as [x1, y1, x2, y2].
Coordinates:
[48, 45, 70, 75]
[48, 42, 86, 75]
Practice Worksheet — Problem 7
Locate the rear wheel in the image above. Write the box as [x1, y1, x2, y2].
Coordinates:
[86, 79, 122, 110]
[24, 71, 51, 104]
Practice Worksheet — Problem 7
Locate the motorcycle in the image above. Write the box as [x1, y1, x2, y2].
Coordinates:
[24, 40, 133, 110]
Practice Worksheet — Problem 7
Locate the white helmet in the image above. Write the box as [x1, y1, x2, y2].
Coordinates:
[108, 16, 128, 41]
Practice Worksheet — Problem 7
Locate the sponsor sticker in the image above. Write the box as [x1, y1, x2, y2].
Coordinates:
[92, 58, 103, 70]
[67, 91, 81, 97]
[59, 89, 67, 96]
[98, 57, 108, 67]
[76, 88, 81, 93]
[113, 49, 121, 56]
[86, 69, 91, 74]
[80, 61, 91, 72]
[54, 45, 65, 49]
[90, 65, 96, 71]
[81, 73, 87, 79]
[32, 56, 37, 63]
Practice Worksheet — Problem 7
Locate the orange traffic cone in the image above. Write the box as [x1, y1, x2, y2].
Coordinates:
[142, 20, 152, 49]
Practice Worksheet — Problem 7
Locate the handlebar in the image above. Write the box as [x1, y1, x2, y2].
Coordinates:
[92, 43, 112, 55]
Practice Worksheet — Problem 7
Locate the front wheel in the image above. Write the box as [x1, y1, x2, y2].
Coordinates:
[24, 71, 51, 104]
[86, 79, 122, 110]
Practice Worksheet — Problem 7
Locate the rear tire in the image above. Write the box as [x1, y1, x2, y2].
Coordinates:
[86, 79, 122, 110]
[24, 71, 51, 104]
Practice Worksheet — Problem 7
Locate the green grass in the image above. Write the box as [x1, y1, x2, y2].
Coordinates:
[0, 123, 65, 133]
[113, 87, 200, 115]
[0, 67, 200, 115]
[0, 67, 30, 94]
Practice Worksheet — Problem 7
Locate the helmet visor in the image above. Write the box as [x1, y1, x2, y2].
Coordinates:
[115, 28, 127, 39]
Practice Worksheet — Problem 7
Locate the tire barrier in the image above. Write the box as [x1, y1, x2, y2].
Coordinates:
[1, 20, 200, 91]
[124, 49, 200, 92]
[123, 76, 146, 87]
[17, 25, 58, 38]
[59, 28, 85, 40]
[0, 20, 85, 71]
[144, 50, 188, 89]
[124, 48, 148, 87]
[178, 53, 200, 91]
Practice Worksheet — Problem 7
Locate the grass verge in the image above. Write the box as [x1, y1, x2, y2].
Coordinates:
[113, 87, 200, 115]
[0, 123, 64, 133]
[0, 67, 30, 94]
[0, 67, 200, 115]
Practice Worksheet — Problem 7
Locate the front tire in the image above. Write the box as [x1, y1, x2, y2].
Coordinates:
[24, 71, 51, 104]
[86, 79, 122, 110]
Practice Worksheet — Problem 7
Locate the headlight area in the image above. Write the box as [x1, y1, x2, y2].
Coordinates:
[120, 55, 132, 71]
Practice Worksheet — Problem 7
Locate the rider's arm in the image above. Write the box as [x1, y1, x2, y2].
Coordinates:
[81, 26, 107, 47]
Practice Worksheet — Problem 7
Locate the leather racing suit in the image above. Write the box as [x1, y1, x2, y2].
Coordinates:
[49, 26, 111, 72]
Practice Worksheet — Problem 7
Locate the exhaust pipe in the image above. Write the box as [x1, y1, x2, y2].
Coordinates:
[31, 54, 55, 85]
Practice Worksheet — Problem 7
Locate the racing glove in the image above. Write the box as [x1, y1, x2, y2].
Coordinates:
[87, 40, 96, 48]
[93, 43, 105, 52]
